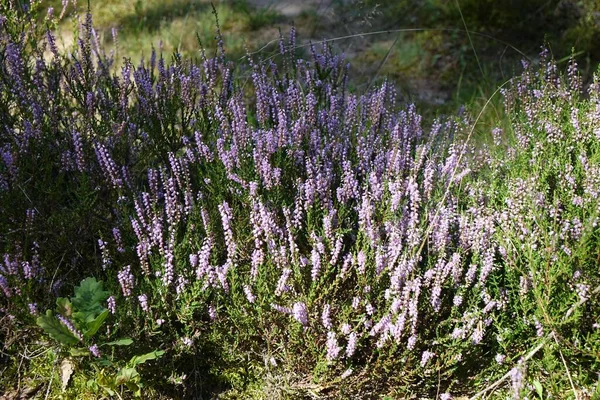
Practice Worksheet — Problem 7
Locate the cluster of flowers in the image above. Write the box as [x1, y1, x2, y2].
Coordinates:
[1, 5, 599, 396]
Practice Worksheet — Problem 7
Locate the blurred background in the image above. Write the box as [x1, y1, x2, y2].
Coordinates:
[41, 0, 600, 115]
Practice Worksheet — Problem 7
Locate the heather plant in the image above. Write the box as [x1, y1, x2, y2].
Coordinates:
[1, 2, 600, 398]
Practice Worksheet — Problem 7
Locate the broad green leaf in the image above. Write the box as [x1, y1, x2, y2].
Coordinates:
[126, 381, 142, 397]
[56, 297, 73, 317]
[103, 338, 133, 347]
[84, 309, 109, 338]
[115, 367, 139, 385]
[129, 350, 166, 366]
[36, 310, 79, 346]
[69, 347, 90, 357]
[533, 380, 543, 398]
[70, 277, 110, 323]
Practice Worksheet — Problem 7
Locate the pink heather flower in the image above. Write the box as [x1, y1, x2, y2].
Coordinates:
[208, 305, 217, 321]
[326, 331, 341, 361]
[292, 302, 308, 326]
[341, 323, 351, 335]
[346, 332, 357, 357]
[275, 268, 291, 296]
[57, 314, 83, 342]
[138, 294, 150, 312]
[495, 353, 506, 365]
[321, 304, 331, 329]
[89, 344, 102, 358]
[510, 364, 525, 399]
[107, 296, 116, 314]
[352, 297, 360, 309]
[117, 265, 134, 297]
[420, 350, 435, 367]
[440, 394, 452, 400]
[243, 285, 256, 303]
[407, 335, 417, 350]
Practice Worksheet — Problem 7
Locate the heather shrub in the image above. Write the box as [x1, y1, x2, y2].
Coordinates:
[1, 3, 599, 399]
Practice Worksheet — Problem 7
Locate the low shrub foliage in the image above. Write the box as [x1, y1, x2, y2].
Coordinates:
[0, 2, 599, 398]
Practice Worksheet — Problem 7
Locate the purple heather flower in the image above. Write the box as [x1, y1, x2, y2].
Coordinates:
[57, 314, 83, 342]
[243, 285, 256, 303]
[107, 296, 116, 314]
[326, 331, 342, 361]
[346, 332, 358, 357]
[28, 303, 38, 316]
[509, 364, 525, 399]
[420, 350, 435, 368]
[117, 265, 134, 297]
[292, 302, 308, 326]
[321, 304, 332, 330]
[495, 354, 506, 365]
[138, 294, 150, 312]
[208, 305, 217, 321]
[89, 344, 102, 358]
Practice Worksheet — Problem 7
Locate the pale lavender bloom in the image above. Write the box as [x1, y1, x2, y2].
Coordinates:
[208, 305, 217, 321]
[346, 332, 358, 357]
[407, 334, 417, 350]
[292, 302, 308, 326]
[117, 265, 134, 297]
[352, 296, 360, 309]
[440, 394, 452, 400]
[510, 364, 525, 399]
[420, 350, 435, 367]
[326, 331, 341, 361]
[219, 202, 236, 263]
[310, 247, 321, 282]
[321, 304, 331, 329]
[471, 325, 484, 344]
[163, 248, 174, 286]
[138, 294, 150, 312]
[28, 303, 38, 316]
[271, 303, 292, 314]
[98, 239, 111, 270]
[533, 317, 544, 337]
[495, 353, 506, 365]
[341, 323, 351, 335]
[89, 344, 102, 358]
[112, 228, 125, 253]
[57, 314, 83, 341]
[576, 283, 590, 301]
[107, 296, 116, 314]
[182, 337, 193, 347]
[275, 268, 291, 296]
[243, 285, 255, 303]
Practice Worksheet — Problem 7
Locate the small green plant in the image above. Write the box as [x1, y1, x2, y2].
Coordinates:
[36, 277, 111, 349]
[36, 277, 165, 397]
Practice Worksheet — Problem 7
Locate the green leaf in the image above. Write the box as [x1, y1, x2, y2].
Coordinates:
[84, 309, 109, 338]
[103, 338, 133, 347]
[533, 380, 543, 399]
[129, 350, 165, 366]
[36, 310, 80, 346]
[56, 297, 73, 317]
[70, 277, 110, 323]
[69, 347, 90, 357]
[126, 381, 142, 397]
[115, 367, 139, 385]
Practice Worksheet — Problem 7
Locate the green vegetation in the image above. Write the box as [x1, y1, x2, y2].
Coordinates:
[1, 1, 600, 399]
